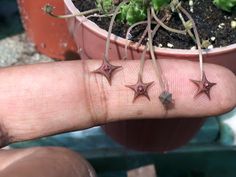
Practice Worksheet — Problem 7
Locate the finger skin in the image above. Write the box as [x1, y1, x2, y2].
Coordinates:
[0, 147, 96, 177]
[0, 60, 235, 146]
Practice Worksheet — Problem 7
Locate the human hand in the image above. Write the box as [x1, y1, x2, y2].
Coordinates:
[0, 59, 235, 176]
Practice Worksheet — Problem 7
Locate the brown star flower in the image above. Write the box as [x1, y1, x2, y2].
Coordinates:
[92, 59, 122, 85]
[126, 75, 154, 102]
[190, 72, 216, 100]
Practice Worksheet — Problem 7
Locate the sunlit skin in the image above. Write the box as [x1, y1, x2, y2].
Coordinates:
[126, 75, 154, 102]
[92, 1, 124, 85]
[0, 59, 235, 177]
[92, 59, 122, 85]
[191, 72, 217, 99]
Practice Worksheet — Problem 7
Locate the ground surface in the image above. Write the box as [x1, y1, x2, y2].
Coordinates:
[0, 34, 54, 67]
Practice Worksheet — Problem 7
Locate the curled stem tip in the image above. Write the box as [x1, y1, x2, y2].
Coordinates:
[151, 7, 186, 35]
[43, 4, 99, 19]
[124, 21, 148, 59]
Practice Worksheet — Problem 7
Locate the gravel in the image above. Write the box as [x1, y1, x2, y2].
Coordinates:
[0, 33, 54, 67]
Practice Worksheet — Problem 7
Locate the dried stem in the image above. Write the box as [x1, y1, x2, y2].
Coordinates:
[138, 15, 168, 78]
[76, 13, 118, 37]
[147, 8, 166, 91]
[138, 44, 148, 78]
[135, 27, 148, 49]
[178, 5, 204, 80]
[151, 7, 186, 35]
[44, 4, 99, 19]
[136, 14, 171, 49]
[124, 21, 148, 59]
[124, 20, 160, 59]
[176, 8, 195, 41]
[104, 1, 128, 61]
[87, 13, 117, 19]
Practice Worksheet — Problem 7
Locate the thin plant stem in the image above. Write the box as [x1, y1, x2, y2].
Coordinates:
[124, 20, 159, 59]
[176, 8, 195, 41]
[178, 5, 204, 80]
[135, 27, 148, 49]
[87, 13, 117, 19]
[124, 21, 148, 59]
[46, 7, 100, 19]
[138, 15, 168, 78]
[136, 14, 171, 49]
[151, 7, 186, 35]
[138, 44, 148, 78]
[76, 13, 119, 35]
[147, 8, 166, 91]
[104, 1, 128, 61]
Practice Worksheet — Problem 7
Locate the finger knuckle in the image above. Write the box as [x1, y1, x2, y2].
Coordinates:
[82, 64, 109, 126]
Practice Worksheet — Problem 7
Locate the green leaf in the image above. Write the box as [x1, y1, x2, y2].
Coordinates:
[213, 0, 236, 12]
[126, 5, 147, 25]
[117, 3, 129, 23]
[151, 0, 170, 11]
[99, 0, 172, 25]
[96, 0, 114, 13]
[116, 0, 148, 25]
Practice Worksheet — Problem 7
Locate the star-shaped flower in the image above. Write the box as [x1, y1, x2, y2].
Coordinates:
[190, 72, 216, 100]
[92, 59, 122, 85]
[126, 75, 154, 102]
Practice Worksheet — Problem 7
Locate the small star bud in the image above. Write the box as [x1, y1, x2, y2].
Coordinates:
[43, 4, 54, 14]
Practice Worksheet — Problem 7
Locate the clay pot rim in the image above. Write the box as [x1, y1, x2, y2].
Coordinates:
[64, 0, 236, 57]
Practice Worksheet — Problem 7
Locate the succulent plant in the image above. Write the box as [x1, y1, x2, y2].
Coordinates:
[96, 0, 170, 25]
[213, 0, 236, 12]
[96, 0, 114, 13]
[44, 0, 221, 105]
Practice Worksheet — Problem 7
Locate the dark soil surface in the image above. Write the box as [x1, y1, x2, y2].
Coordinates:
[73, 0, 236, 49]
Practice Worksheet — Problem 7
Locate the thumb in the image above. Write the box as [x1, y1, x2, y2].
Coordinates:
[0, 59, 235, 147]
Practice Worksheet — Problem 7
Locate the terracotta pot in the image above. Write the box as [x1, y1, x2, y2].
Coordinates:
[17, 0, 79, 60]
[102, 118, 205, 152]
[64, 0, 236, 152]
[64, 0, 236, 74]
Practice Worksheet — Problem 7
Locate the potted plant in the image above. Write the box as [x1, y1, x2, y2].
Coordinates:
[45, 0, 236, 151]
[17, 0, 80, 60]
[63, 0, 236, 73]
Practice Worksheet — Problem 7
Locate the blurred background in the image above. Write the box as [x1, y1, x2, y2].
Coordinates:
[0, 0, 23, 39]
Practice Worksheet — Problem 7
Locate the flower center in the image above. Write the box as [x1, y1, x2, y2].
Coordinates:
[103, 65, 111, 73]
[137, 85, 145, 94]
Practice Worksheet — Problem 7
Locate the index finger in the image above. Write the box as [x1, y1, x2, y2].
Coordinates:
[0, 59, 235, 147]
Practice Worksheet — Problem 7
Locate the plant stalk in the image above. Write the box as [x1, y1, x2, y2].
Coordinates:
[104, 1, 128, 61]
[178, 5, 204, 80]
[147, 8, 166, 91]
[176, 8, 196, 41]
[124, 21, 148, 59]
[138, 15, 168, 78]
[151, 7, 186, 35]
[46, 7, 100, 19]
